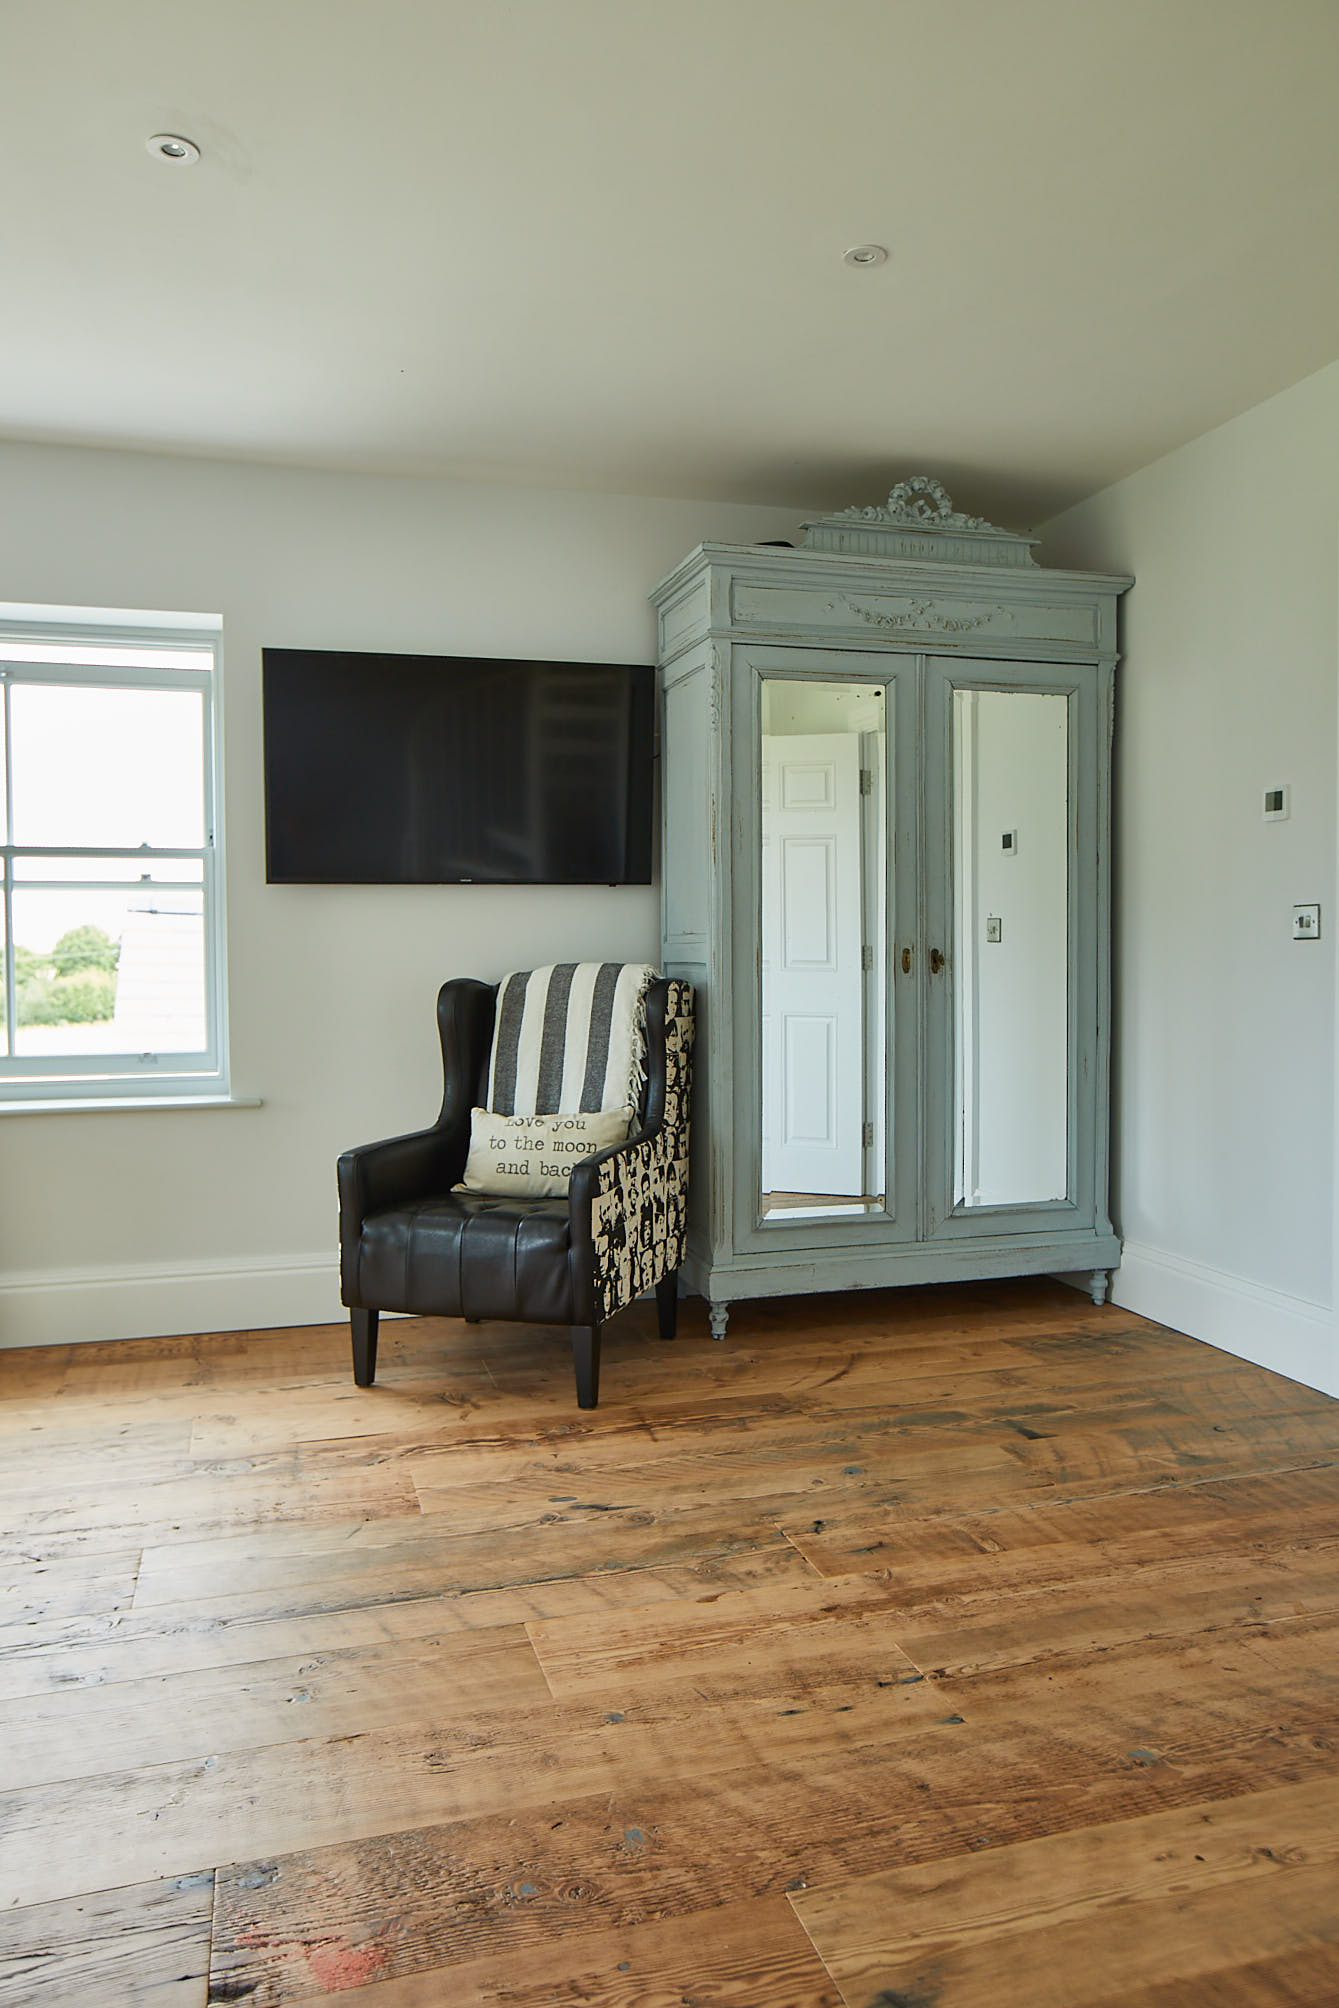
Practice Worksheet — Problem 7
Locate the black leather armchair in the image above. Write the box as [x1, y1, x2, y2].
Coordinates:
[337, 976, 694, 1407]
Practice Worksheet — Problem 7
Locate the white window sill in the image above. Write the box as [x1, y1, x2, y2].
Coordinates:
[0, 1092, 263, 1115]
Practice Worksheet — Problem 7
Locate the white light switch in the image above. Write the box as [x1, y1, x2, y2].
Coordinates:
[986, 916, 1003, 943]
[1293, 904, 1321, 940]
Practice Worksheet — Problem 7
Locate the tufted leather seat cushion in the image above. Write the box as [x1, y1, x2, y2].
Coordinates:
[355, 1193, 578, 1325]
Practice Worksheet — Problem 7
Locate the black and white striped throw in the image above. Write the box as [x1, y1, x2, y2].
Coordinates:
[485, 962, 657, 1116]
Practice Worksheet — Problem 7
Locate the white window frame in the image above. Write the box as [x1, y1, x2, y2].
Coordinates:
[0, 606, 229, 1105]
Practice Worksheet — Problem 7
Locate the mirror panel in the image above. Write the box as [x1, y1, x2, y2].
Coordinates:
[760, 678, 887, 1221]
[953, 688, 1069, 1208]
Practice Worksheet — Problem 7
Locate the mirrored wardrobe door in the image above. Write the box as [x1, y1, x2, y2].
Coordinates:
[924, 658, 1081, 1235]
[746, 655, 918, 1242]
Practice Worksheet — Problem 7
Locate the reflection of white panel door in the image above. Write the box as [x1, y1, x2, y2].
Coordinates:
[762, 732, 863, 1194]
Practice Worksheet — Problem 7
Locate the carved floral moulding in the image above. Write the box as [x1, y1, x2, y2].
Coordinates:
[833, 595, 1015, 636]
[801, 475, 1039, 569]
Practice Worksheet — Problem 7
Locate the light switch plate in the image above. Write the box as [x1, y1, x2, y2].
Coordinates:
[1293, 904, 1320, 940]
[986, 915, 1003, 943]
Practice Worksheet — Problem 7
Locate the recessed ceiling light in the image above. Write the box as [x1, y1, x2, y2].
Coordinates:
[146, 133, 201, 165]
[844, 243, 889, 268]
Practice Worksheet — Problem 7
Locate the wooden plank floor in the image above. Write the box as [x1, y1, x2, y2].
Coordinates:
[2, 1280, 1338, 2006]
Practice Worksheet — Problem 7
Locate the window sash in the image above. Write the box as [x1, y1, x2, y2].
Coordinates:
[0, 618, 226, 1100]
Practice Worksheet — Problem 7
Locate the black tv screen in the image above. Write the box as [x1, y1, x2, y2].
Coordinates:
[262, 649, 655, 885]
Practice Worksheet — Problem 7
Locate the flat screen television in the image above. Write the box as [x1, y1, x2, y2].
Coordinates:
[262, 648, 655, 885]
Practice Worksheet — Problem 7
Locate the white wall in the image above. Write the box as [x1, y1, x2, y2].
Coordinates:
[1041, 357, 1339, 1396]
[0, 441, 803, 1345]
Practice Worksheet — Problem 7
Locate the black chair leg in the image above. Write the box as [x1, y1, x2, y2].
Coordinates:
[572, 1323, 602, 1409]
[351, 1307, 379, 1387]
[655, 1269, 678, 1340]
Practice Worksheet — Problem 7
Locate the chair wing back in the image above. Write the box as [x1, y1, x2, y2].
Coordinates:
[588, 978, 694, 1323]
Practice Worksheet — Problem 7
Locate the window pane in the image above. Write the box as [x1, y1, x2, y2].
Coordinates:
[10, 685, 205, 848]
[0, 641, 213, 670]
[15, 855, 203, 883]
[12, 887, 206, 1057]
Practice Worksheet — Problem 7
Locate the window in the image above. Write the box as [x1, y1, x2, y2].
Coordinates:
[0, 608, 228, 1104]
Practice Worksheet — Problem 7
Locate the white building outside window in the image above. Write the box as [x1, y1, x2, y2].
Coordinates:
[0, 607, 229, 1104]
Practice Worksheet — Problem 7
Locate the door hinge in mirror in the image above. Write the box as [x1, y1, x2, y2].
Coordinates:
[862, 1120, 874, 1148]
[859, 767, 873, 795]
[861, 944, 873, 971]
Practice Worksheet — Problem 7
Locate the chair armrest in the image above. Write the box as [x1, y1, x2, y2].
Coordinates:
[338, 1121, 469, 1306]
[569, 977, 694, 1324]
[568, 1117, 661, 1326]
[569, 1110, 692, 1326]
[338, 1122, 468, 1224]
[568, 1117, 656, 1241]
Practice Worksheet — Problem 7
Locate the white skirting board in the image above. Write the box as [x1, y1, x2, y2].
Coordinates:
[0, 1252, 346, 1348]
[8, 1239, 1336, 1389]
[1105, 1238, 1338, 1400]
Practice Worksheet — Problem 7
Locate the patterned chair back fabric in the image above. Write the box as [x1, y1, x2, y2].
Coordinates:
[584, 976, 694, 1324]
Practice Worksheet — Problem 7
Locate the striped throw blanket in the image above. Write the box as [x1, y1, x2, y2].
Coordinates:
[486, 962, 658, 1116]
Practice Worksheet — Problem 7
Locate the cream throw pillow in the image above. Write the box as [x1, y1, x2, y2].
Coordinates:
[455, 1105, 634, 1199]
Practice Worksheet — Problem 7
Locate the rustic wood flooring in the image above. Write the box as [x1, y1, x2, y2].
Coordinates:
[2, 1280, 1338, 2006]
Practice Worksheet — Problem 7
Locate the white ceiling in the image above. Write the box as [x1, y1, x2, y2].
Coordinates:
[4, 0, 1339, 524]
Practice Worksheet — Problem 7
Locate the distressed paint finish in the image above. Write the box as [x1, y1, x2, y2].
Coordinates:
[652, 489, 1131, 1319]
